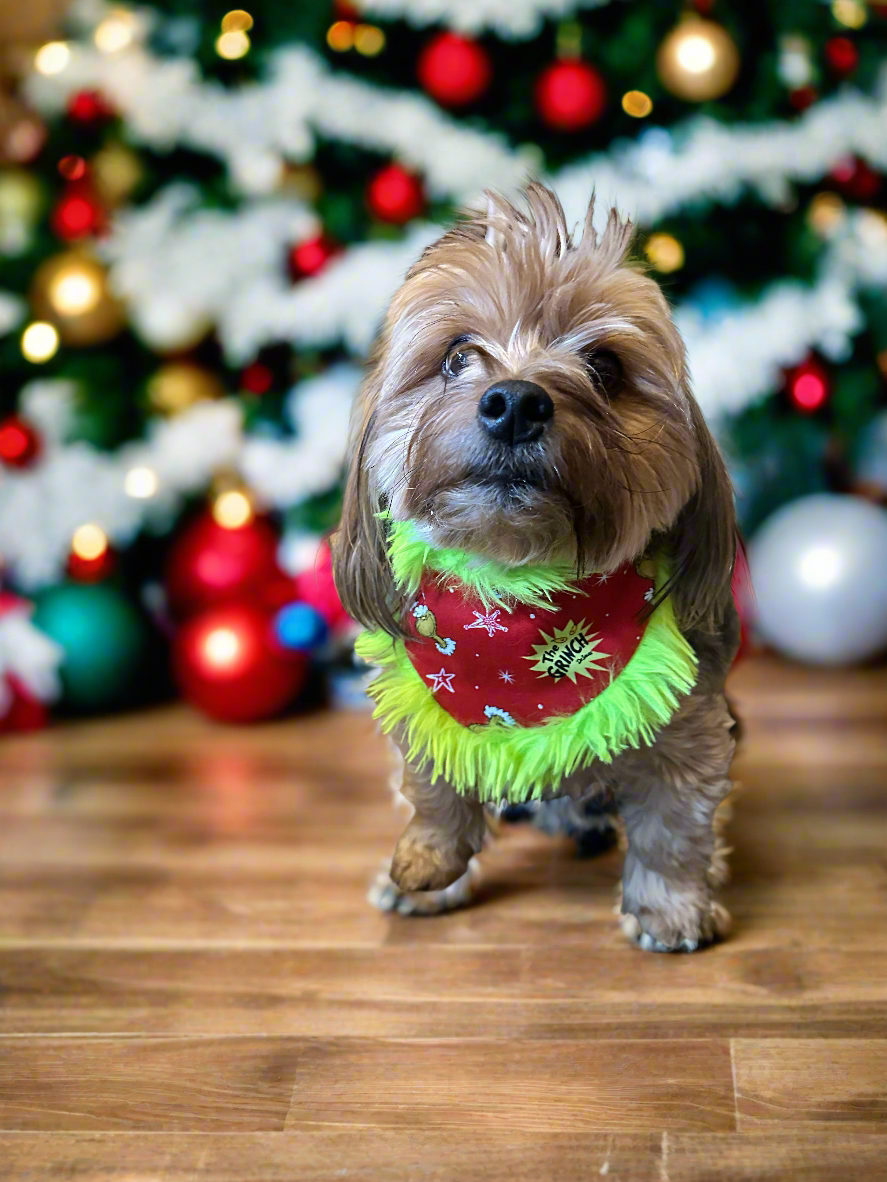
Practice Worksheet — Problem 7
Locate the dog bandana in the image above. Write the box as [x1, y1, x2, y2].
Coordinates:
[356, 521, 699, 803]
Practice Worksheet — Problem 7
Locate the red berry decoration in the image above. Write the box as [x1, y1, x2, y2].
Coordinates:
[535, 59, 606, 131]
[173, 601, 308, 723]
[366, 164, 425, 224]
[240, 362, 274, 395]
[417, 32, 492, 108]
[66, 90, 113, 125]
[789, 86, 818, 111]
[289, 233, 340, 280]
[166, 510, 283, 619]
[786, 357, 830, 414]
[830, 156, 881, 201]
[825, 36, 859, 76]
[51, 189, 102, 240]
[0, 416, 41, 469]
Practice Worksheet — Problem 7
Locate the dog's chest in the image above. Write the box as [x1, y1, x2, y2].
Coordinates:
[404, 565, 655, 730]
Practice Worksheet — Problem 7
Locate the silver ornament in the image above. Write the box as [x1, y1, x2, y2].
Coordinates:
[749, 493, 887, 665]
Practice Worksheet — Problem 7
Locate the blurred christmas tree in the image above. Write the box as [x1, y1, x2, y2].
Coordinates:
[1, 0, 887, 722]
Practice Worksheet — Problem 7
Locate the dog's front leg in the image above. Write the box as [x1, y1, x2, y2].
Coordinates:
[616, 694, 735, 952]
[389, 762, 485, 893]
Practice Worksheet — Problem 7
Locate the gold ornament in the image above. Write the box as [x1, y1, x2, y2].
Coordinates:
[147, 363, 226, 415]
[91, 143, 143, 207]
[808, 192, 846, 237]
[0, 169, 44, 226]
[644, 233, 684, 273]
[657, 18, 740, 102]
[30, 251, 125, 345]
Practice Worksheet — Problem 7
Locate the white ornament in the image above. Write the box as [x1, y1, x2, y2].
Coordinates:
[749, 494, 887, 665]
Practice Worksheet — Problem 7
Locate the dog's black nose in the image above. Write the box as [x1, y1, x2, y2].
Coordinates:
[477, 380, 554, 445]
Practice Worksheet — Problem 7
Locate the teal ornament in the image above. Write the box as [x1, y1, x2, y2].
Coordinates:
[32, 582, 151, 713]
[688, 277, 739, 323]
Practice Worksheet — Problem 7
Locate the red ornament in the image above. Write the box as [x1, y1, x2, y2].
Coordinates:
[166, 511, 283, 618]
[366, 164, 425, 224]
[830, 156, 881, 200]
[66, 90, 113, 125]
[51, 189, 102, 240]
[789, 86, 818, 111]
[289, 233, 340, 279]
[240, 362, 274, 395]
[0, 416, 41, 468]
[417, 32, 492, 107]
[535, 59, 606, 131]
[292, 539, 351, 633]
[67, 547, 115, 583]
[174, 601, 307, 723]
[58, 154, 87, 180]
[0, 675, 48, 734]
[825, 36, 859, 76]
[786, 357, 830, 414]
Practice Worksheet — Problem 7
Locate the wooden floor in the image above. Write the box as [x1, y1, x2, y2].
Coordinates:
[1, 656, 886, 1180]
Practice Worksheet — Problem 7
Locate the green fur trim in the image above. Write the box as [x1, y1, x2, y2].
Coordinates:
[355, 567, 698, 803]
[386, 518, 579, 612]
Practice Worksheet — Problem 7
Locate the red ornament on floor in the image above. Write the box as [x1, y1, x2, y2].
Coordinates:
[166, 511, 283, 618]
[0, 416, 41, 468]
[289, 233, 340, 279]
[66, 90, 113, 125]
[786, 357, 830, 414]
[51, 189, 102, 240]
[535, 59, 606, 130]
[417, 32, 492, 107]
[825, 36, 859, 76]
[174, 601, 307, 722]
[366, 164, 425, 224]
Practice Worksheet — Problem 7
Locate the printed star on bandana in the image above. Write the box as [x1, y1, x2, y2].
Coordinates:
[426, 668, 456, 694]
[463, 608, 509, 637]
[498, 669, 514, 684]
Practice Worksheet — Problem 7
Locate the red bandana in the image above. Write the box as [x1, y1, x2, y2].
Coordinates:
[404, 564, 655, 729]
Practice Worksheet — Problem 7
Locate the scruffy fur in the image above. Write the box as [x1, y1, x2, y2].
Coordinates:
[333, 184, 740, 952]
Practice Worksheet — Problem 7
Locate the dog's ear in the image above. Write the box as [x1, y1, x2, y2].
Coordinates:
[331, 373, 403, 638]
[663, 391, 737, 634]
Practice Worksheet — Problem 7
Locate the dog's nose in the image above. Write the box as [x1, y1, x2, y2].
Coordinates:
[477, 380, 554, 445]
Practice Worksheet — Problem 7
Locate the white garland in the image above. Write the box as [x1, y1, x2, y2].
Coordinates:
[0, 364, 360, 590]
[354, 0, 612, 38]
[25, 32, 887, 217]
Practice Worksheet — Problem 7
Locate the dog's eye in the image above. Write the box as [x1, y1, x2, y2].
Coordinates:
[584, 348, 623, 396]
[442, 346, 470, 379]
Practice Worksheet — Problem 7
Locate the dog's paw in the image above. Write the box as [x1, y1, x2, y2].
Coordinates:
[390, 835, 469, 893]
[619, 901, 731, 954]
[368, 859, 479, 916]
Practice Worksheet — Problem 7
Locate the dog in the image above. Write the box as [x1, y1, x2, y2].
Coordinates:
[332, 183, 740, 952]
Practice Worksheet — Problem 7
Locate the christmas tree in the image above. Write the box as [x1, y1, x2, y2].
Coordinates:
[1, 0, 886, 723]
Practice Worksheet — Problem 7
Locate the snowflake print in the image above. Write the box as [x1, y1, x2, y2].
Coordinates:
[463, 608, 509, 637]
[498, 670, 514, 684]
[595, 572, 611, 585]
[644, 587, 655, 602]
[426, 668, 455, 694]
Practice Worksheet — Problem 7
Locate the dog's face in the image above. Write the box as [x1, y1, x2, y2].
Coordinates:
[335, 185, 735, 636]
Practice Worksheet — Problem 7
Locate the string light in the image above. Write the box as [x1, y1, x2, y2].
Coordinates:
[327, 21, 355, 52]
[676, 32, 717, 74]
[71, 523, 109, 562]
[221, 10, 254, 33]
[124, 466, 158, 499]
[94, 10, 136, 53]
[354, 25, 385, 56]
[832, 0, 868, 28]
[644, 233, 684, 273]
[216, 30, 250, 60]
[21, 322, 59, 363]
[49, 268, 101, 317]
[213, 489, 254, 529]
[34, 41, 70, 75]
[622, 90, 653, 118]
[204, 626, 242, 668]
[807, 192, 846, 236]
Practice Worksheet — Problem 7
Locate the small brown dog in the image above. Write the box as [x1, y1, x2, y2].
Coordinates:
[333, 184, 740, 952]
